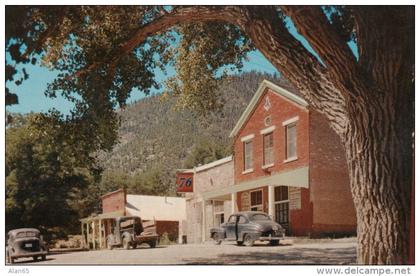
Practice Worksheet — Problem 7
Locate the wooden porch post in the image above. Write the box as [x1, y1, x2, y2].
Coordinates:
[92, 221, 96, 250]
[86, 220, 90, 249]
[81, 222, 85, 248]
[99, 219, 103, 249]
[268, 185, 275, 218]
[231, 193, 237, 214]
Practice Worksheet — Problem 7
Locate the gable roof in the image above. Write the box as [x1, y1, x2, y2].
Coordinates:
[229, 80, 308, 138]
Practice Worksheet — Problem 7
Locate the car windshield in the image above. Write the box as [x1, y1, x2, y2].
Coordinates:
[16, 231, 38, 238]
[251, 214, 271, 221]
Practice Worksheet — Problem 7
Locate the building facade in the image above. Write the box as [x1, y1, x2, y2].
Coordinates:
[180, 156, 235, 243]
[230, 80, 356, 236]
[180, 80, 357, 242]
[81, 189, 186, 249]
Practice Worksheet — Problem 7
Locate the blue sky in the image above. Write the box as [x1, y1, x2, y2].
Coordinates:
[5, 51, 277, 115]
[5, 16, 358, 115]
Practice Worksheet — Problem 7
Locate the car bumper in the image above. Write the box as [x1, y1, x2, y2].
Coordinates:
[258, 233, 285, 241]
[10, 251, 47, 259]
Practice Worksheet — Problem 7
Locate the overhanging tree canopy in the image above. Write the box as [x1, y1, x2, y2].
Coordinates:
[5, 6, 414, 264]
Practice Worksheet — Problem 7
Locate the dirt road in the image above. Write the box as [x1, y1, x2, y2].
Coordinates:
[11, 238, 356, 265]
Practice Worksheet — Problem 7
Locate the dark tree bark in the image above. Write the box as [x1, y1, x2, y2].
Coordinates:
[76, 5, 415, 264]
[345, 90, 413, 264]
[281, 6, 414, 264]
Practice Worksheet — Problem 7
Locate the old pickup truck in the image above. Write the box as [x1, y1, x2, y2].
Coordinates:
[106, 216, 159, 249]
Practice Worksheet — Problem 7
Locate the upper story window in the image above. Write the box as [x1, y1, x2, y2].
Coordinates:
[243, 140, 253, 171]
[263, 132, 274, 166]
[285, 123, 297, 160]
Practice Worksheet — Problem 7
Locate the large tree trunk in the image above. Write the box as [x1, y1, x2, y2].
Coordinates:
[345, 90, 413, 264]
[234, 6, 414, 264]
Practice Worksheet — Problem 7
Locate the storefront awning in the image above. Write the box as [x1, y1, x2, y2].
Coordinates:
[201, 166, 309, 200]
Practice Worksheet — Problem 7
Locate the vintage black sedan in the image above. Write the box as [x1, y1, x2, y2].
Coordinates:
[6, 228, 48, 263]
[210, 211, 286, 246]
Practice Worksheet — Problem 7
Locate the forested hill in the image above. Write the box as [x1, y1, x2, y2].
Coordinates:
[98, 71, 287, 195]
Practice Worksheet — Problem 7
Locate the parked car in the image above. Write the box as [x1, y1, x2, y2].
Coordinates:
[210, 211, 286, 246]
[6, 228, 48, 263]
[106, 216, 159, 249]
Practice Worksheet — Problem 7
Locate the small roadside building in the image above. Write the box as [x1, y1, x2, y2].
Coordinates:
[177, 80, 357, 242]
[177, 156, 235, 243]
[80, 189, 186, 249]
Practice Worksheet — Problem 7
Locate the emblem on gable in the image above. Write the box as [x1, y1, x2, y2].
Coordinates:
[264, 96, 271, 111]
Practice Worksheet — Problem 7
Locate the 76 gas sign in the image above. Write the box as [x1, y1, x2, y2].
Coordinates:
[176, 172, 194, 193]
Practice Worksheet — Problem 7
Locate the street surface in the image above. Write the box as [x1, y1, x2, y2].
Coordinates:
[11, 238, 356, 265]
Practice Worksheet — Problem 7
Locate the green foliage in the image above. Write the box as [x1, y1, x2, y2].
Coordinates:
[5, 113, 99, 233]
[165, 23, 253, 115]
[98, 168, 173, 197]
[129, 166, 171, 195]
[158, 232, 177, 245]
[183, 137, 230, 169]
[5, 7, 253, 150]
[99, 170, 131, 192]
[6, 6, 171, 151]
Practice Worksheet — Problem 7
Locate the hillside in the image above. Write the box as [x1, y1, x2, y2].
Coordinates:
[98, 71, 289, 195]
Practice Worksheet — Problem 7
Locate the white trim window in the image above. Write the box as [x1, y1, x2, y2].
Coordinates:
[285, 123, 297, 161]
[263, 132, 274, 167]
[243, 140, 253, 172]
[213, 201, 225, 227]
[250, 189, 263, 211]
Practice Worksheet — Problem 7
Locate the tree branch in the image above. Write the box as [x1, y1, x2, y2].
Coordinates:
[69, 5, 349, 136]
[282, 6, 358, 73]
[235, 6, 348, 136]
[66, 6, 243, 81]
[281, 6, 367, 99]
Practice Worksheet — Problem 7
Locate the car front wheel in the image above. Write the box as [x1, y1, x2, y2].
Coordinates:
[122, 237, 130, 250]
[107, 238, 113, 250]
[212, 233, 222, 245]
[243, 234, 255, 247]
[149, 240, 157, 248]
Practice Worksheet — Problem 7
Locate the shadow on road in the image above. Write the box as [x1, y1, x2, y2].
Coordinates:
[183, 246, 356, 265]
[7, 256, 56, 265]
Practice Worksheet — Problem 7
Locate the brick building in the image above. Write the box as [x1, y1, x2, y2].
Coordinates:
[179, 80, 357, 241]
[230, 80, 356, 236]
